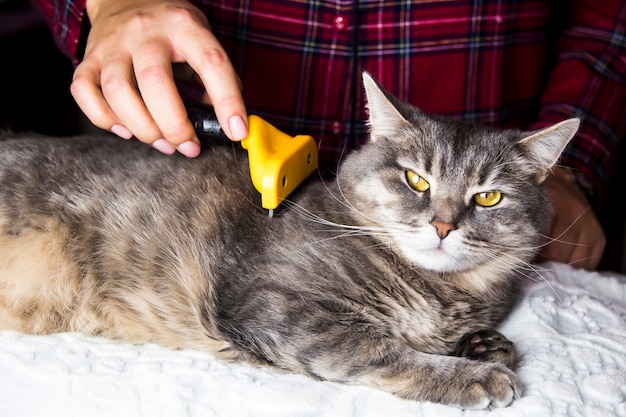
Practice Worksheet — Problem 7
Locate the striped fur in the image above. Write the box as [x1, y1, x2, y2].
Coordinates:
[0, 74, 578, 408]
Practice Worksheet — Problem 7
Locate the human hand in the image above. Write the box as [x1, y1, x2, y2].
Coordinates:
[539, 167, 606, 270]
[72, 0, 248, 157]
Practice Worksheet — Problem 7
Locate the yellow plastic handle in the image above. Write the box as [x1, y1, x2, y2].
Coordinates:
[241, 115, 318, 210]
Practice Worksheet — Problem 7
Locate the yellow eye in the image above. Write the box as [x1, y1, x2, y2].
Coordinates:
[474, 191, 502, 207]
[405, 170, 430, 192]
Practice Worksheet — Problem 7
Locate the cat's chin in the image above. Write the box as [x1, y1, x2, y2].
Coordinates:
[397, 241, 477, 273]
[408, 252, 474, 273]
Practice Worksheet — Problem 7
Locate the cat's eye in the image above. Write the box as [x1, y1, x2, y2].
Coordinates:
[405, 170, 430, 192]
[474, 191, 502, 207]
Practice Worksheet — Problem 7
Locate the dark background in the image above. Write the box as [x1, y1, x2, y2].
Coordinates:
[2, 1, 624, 273]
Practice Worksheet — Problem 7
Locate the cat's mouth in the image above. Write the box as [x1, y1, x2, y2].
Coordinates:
[427, 248, 466, 271]
[398, 239, 471, 272]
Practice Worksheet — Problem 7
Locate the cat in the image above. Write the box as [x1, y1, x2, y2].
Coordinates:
[0, 72, 578, 409]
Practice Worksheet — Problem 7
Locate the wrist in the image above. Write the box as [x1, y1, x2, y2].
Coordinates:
[86, 0, 152, 22]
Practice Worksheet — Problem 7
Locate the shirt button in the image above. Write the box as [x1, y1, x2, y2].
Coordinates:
[329, 121, 344, 134]
[333, 15, 347, 31]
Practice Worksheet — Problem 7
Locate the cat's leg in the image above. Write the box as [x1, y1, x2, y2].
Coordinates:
[219, 286, 522, 408]
[304, 337, 521, 409]
[455, 329, 518, 369]
[246, 324, 521, 409]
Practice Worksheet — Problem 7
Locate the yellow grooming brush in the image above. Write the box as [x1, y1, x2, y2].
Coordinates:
[187, 103, 318, 216]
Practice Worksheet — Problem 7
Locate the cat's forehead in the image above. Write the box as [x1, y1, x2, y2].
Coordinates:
[411, 118, 516, 153]
[403, 123, 518, 170]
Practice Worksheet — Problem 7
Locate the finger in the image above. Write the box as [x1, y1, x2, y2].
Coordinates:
[588, 234, 606, 270]
[133, 41, 200, 157]
[568, 238, 602, 270]
[71, 58, 132, 139]
[574, 218, 606, 271]
[546, 221, 602, 270]
[99, 53, 165, 147]
[540, 237, 576, 265]
[180, 29, 248, 141]
[566, 236, 592, 269]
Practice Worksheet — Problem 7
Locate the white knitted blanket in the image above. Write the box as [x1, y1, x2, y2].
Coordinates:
[1, 263, 624, 417]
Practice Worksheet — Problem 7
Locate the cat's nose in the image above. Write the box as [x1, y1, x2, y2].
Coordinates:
[431, 220, 457, 239]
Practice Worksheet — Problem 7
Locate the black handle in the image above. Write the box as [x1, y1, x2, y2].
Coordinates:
[185, 102, 231, 144]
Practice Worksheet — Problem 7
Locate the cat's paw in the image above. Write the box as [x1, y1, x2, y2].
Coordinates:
[455, 362, 522, 409]
[455, 329, 518, 369]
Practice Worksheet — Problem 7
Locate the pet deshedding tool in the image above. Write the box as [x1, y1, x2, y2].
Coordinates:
[187, 103, 318, 217]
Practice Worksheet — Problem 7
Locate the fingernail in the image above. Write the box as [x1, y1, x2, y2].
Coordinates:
[151, 138, 176, 155]
[177, 140, 201, 158]
[110, 124, 133, 140]
[228, 115, 248, 141]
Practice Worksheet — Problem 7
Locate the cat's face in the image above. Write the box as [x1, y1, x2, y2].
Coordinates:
[337, 73, 579, 273]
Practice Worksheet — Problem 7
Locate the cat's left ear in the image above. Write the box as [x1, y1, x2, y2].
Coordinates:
[362, 72, 412, 141]
[517, 118, 580, 182]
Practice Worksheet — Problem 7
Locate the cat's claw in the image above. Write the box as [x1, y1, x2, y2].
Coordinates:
[455, 329, 518, 369]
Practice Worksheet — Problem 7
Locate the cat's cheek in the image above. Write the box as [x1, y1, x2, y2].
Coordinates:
[353, 177, 401, 210]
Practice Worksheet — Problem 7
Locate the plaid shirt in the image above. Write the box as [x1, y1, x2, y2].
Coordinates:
[33, 0, 626, 204]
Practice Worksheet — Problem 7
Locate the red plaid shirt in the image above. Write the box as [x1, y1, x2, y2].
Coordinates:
[33, 0, 626, 204]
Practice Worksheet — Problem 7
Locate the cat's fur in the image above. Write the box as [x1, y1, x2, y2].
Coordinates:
[0, 73, 578, 409]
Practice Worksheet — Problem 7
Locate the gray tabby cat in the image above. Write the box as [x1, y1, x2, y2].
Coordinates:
[0, 73, 578, 409]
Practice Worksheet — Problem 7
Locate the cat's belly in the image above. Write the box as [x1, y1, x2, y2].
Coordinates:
[0, 212, 239, 356]
[0, 215, 83, 334]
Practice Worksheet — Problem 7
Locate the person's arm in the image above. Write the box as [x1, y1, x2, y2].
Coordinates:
[530, 0, 626, 269]
[33, 0, 248, 156]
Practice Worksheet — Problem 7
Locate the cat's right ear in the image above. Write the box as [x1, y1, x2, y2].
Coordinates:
[362, 72, 411, 142]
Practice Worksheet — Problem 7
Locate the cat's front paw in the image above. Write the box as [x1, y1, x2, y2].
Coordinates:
[455, 329, 518, 369]
[455, 362, 521, 409]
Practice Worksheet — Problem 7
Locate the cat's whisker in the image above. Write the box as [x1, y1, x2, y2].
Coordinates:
[537, 206, 595, 250]
[283, 213, 393, 248]
[469, 230, 580, 302]
[284, 198, 403, 242]
[479, 248, 565, 302]
[329, 166, 408, 231]
[313, 226, 382, 239]
[307, 140, 365, 216]
[314, 172, 354, 212]
[477, 241, 543, 253]
[517, 267, 564, 304]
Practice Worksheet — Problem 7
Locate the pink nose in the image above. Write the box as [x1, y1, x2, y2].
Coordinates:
[431, 220, 457, 239]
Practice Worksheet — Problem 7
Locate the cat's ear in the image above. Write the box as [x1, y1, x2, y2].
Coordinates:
[362, 72, 411, 141]
[517, 118, 580, 182]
